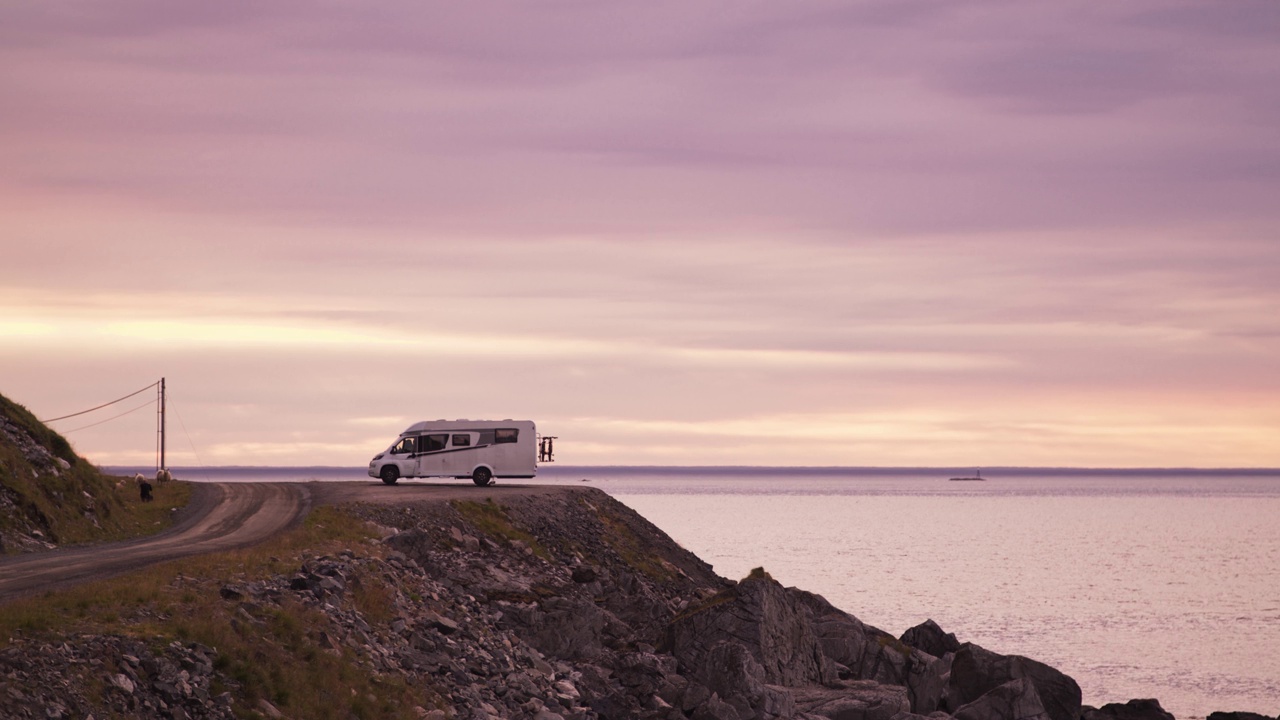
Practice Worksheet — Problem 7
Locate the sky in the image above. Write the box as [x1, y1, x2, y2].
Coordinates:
[2, 1, 1279, 468]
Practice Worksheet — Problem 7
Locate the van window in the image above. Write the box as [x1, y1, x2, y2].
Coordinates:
[495, 428, 519, 444]
[478, 430, 495, 445]
[421, 434, 448, 452]
[391, 437, 416, 455]
[451, 434, 471, 447]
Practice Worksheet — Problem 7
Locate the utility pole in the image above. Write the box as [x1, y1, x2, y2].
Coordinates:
[158, 377, 166, 472]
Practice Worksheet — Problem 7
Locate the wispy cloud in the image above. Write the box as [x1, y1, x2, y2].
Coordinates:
[3, 0, 1278, 466]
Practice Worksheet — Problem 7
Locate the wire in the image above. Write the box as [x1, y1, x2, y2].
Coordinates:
[62, 397, 156, 434]
[40, 381, 160, 423]
[168, 395, 207, 481]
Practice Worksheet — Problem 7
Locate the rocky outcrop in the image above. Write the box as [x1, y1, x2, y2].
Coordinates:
[0, 485, 1252, 720]
[667, 572, 837, 689]
[946, 644, 1080, 720]
[901, 620, 960, 660]
[951, 678, 1050, 720]
[1082, 699, 1175, 720]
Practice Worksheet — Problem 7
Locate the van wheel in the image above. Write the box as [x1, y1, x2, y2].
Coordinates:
[380, 466, 400, 485]
[471, 467, 492, 487]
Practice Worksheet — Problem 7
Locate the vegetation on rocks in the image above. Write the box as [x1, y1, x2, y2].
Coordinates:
[0, 391, 191, 552]
[0, 506, 437, 719]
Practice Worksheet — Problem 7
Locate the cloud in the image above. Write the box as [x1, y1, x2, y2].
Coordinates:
[2, 1, 1278, 466]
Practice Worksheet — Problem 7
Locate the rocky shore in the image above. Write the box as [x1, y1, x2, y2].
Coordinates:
[0, 487, 1275, 720]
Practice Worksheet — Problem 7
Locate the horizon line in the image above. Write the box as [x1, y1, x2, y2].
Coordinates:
[102, 464, 1280, 475]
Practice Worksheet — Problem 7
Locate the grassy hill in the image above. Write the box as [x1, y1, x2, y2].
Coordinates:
[0, 391, 189, 553]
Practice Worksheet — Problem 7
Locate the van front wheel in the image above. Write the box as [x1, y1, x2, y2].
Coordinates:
[380, 466, 400, 485]
[472, 467, 493, 486]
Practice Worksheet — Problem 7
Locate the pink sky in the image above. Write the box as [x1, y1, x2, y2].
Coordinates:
[3, 1, 1278, 467]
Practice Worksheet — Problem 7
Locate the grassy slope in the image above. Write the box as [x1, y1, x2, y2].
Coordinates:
[0, 506, 436, 720]
[0, 391, 192, 549]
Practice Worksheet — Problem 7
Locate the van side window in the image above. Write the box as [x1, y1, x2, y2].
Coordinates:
[421, 434, 448, 452]
[495, 428, 518, 444]
[451, 434, 471, 447]
[478, 431, 495, 445]
[392, 437, 416, 455]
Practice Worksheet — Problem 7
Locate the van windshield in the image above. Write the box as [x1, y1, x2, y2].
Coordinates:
[391, 436, 416, 454]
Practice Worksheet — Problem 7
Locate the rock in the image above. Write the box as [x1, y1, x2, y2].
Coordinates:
[571, 566, 598, 584]
[793, 590, 933, 688]
[692, 694, 743, 720]
[424, 611, 460, 635]
[257, 698, 284, 718]
[1207, 714, 1278, 720]
[668, 575, 837, 688]
[1082, 699, 1175, 720]
[106, 673, 135, 694]
[506, 597, 609, 661]
[952, 678, 1050, 720]
[908, 652, 953, 715]
[947, 644, 1080, 720]
[901, 620, 960, 659]
[218, 585, 244, 601]
[792, 680, 911, 720]
[700, 641, 766, 700]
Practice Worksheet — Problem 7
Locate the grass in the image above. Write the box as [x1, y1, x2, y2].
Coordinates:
[671, 588, 738, 622]
[0, 391, 194, 549]
[594, 507, 677, 583]
[452, 498, 549, 559]
[876, 634, 914, 658]
[0, 506, 440, 719]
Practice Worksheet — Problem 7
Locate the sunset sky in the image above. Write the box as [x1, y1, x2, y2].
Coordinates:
[3, 1, 1278, 468]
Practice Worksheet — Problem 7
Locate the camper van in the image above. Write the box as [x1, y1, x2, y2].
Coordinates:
[368, 419, 552, 486]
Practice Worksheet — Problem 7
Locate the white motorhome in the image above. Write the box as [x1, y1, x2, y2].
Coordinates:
[368, 420, 553, 486]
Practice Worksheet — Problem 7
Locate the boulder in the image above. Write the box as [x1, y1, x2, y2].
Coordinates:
[952, 678, 1050, 720]
[790, 590, 948, 713]
[792, 680, 911, 720]
[1082, 699, 1174, 720]
[694, 641, 794, 720]
[908, 652, 953, 715]
[947, 644, 1079, 720]
[502, 596, 611, 661]
[694, 694, 744, 720]
[901, 620, 960, 659]
[667, 575, 837, 688]
[793, 590, 933, 687]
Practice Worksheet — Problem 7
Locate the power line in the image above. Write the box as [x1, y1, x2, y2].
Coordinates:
[169, 395, 207, 481]
[62, 397, 157, 434]
[40, 381, 160, 423]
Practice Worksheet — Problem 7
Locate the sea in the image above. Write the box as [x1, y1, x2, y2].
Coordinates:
[111, 465, 1280, 719]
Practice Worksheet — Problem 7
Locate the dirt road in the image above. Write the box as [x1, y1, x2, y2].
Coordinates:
[0, 480, 579, 604]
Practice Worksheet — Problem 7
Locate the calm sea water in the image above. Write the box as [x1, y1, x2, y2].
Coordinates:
[115, 466, 1280, 719]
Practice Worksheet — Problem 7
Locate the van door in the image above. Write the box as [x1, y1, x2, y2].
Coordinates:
[388, 436, 417, 476]
[414, 433, 450, 477]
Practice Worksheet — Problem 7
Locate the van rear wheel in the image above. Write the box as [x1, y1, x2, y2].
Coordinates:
[380, 466, 400, 485]
[472, 467, 493, 486]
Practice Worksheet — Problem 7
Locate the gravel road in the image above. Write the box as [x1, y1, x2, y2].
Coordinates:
[0, 480, 580, 603]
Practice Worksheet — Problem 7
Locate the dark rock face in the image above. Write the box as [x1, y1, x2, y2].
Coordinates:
[794, 589, 952, 713]
[791, 680, 909, 720]
[1082, 699, 1175, 720]
[951, 678, 1051, 720]
[947, 643, 1081, 720]
[901, 620, 961, 659]
[667, 576, 837, 688]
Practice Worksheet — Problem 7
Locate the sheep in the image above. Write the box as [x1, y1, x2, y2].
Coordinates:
[155, 468, 172, 483]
